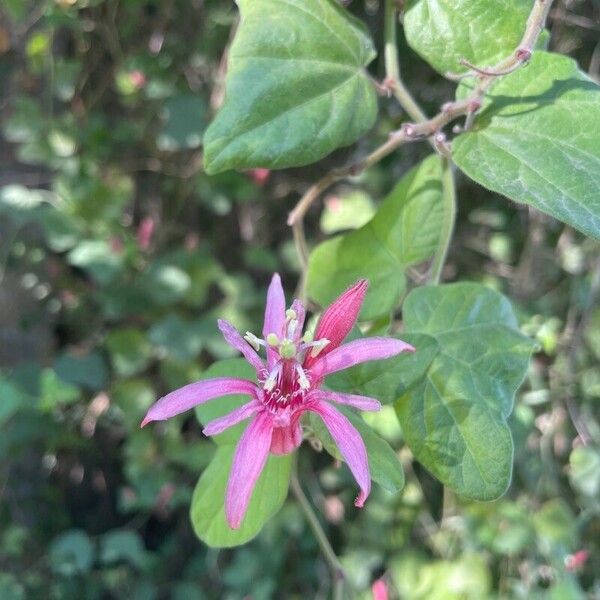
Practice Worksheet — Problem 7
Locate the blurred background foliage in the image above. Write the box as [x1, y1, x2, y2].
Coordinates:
[0, 0, 599, 598]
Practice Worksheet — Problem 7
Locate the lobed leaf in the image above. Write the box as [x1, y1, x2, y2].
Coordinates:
[454, 52, 600, 240]
[404, 0, 531, 75]
[203, 0, 378, 174]
[307, 155, 446, 320]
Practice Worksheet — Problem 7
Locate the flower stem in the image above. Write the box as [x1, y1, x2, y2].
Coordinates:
[290, 465, 347, 599]
[429, 159, 456, 284]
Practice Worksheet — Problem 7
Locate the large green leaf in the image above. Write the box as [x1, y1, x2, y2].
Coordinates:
[307, 155, 446, 320]
[403, 0, 531, 75]
[190, 445, 292, 548]
[309, 406, 405, 494]
[454, 52, 600, 240]
[203, 0, 377, 174]
[394, 283, 536, 500]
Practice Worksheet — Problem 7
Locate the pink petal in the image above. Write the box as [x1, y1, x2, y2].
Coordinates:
[263, 273, 286, 367]
[202, 400, 262, 436]
[218, 319, 265, 374]
[309, 390, 381, 412]
[141, 378, 258, 427]
[308, 401, 371, 507]
[304, 279, 368, 369]
[225, 411, 274, 529]
[310, 337, 414, 381]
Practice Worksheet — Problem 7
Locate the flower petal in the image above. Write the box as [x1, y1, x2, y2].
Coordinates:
[218, 319, 265, 374]
[308, 401, 371, 507]
[141, 378, 258, 427]
[225, 411, 274, 529]
[202, 400, 262, 436]
[309, 390, 381, 412]
[263, 273, 286, 367]
[304, 279, 368, 369]
[310, 337, 414, 381]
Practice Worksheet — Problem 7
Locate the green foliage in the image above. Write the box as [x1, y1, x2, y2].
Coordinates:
[2, 0, 599, 597]
[307, 155, 445, 319]
[395, 283, 535, 499]
[202, 0, 377, 173]
[190, 446, 292, 548]
[454, 52, 600, 240]
[404, 0, 530, 74]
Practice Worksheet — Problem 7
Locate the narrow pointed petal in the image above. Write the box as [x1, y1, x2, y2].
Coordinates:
[304, 279, 368, 369]
[308, 401, 371, 507]
[225, 412, 274, 529]
[141, 378, 258, 426]
[309, 390, 381, 412]
[218, 319, 265, 374]
[263, 273, 286, 367]
[203, 400, 262, 436]
[310, 337, 414, 381]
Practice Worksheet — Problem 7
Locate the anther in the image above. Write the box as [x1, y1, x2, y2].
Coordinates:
[244, 332, 262, 351]
[302, 331, 314, 343]
[266, 333, 280, 347]
[285, 308, 297, 320]
[310, 339, 330, 358]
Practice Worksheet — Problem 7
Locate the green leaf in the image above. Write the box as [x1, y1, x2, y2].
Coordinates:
[310, 406, 405, 494]
[99, 530, 147, 569]
[38, 369, 81, 412]
[307, 155, 445, 320]
[202, 0, 377, 174]
[569, 446, 600, 498]
[148, 315, 205, 362]
[54, 351, 109, 391]
[49, 529, 95, 576]
[403, 0, 530, 75]
[454, 52, 600, 240]
[106, 328, 152, 377]
[395, 283, 535, 500]
[195, 358, 256, 446]
[157, 94, 207, 151]
[67, 240, 124, 285]
[190, 445, 291, 548]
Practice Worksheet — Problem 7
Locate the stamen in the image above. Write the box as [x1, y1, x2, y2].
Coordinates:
[295, 364, 311, 390]
[244, 331, 264, 352]
[309, 338, 330, 358]
[302, 331, 314, 343]
[263, 363, 281, 392]
[266, 333, 280, 347]
[285, 309, 297, 320]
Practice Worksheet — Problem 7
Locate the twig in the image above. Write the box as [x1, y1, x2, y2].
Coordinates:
[428, 159, 456, 284]
[288, 0, 554, 281]
[290, 466, 348, 600]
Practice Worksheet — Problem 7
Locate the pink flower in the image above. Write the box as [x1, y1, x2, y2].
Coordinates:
[137, 216, 155, 250]
[141, 275, 414, 528]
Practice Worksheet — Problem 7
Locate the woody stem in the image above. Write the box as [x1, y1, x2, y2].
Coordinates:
[290, 463, 347, 599]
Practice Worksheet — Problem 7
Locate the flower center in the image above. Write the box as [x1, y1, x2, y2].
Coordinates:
[243, 308, 330, 414]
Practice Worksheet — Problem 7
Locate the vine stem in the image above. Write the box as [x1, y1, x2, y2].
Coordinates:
[383, 0, 428, 123]
[428, 159, 457, 284]
[290, 465, 347, 600]
[288, 0, 554, 275]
